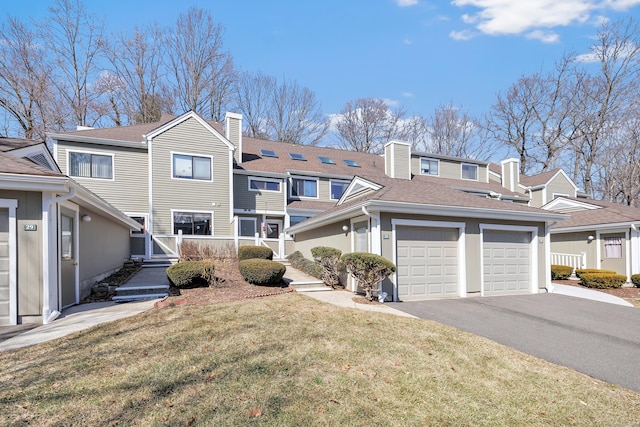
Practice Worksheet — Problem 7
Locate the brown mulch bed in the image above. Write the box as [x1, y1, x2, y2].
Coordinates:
[553, 279, 640, 302]
[155, 258, 294, 308]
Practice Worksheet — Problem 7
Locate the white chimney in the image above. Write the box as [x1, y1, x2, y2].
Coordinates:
[225, 112, 243, 164]
[500, 158, 520, 192]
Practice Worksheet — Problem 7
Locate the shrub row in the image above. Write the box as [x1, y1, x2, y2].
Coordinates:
[580, 272, 627, 289]
[550, 265, 573, 280]
[311, 246, 342, 288]
[575, 269, 615, 278]
[238, 245, 273, 261]
[632, 274, 640, 287]
[166, 260, 215, 289]
[238, 259, 286, 286]
[287, 251, 322, 279]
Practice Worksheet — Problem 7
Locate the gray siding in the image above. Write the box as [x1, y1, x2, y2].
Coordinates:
[288, 177, 344, 203]
[530, 189, 544, 207]
[78, 210, 131, 299]
[293, 222, 351, 260]
[234, 175, 285, 212]
[151, 117, 233, 236]
[55, 141, 149, 212]
[550, 231, 597, 268]
[600, 232, 627, 275]
[546, 173, 576, 199]
[410, 156, 488, 182]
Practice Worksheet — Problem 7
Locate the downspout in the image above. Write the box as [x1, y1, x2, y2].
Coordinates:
[42, 187, 76, 324]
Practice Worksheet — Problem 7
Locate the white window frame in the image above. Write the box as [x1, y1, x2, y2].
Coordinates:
[248, 176, 282, 193]
[461, 163, 478, 181]
[170, 151, 213, 182]
[289, 176, 319, 199]
[126, 213, 148, 236]
[552, 193, 569, 200]
[330, 179, 350, 200]
[238, 217, 257, 237]
[66, 149, 115, 181]
[171, 209, 214, 236]
[420, 157, 440, 176]
[604, 236, 623, 259]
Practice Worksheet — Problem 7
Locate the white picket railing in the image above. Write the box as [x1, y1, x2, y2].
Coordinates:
[550, 252, 586, 273]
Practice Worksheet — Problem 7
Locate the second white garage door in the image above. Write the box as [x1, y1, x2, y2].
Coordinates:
[483, 229, 531, 296]
[396, 226, 459, 300]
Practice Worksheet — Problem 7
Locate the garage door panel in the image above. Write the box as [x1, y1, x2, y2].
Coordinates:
[397, 226, 459, 299]
[483, 230, 531, 296]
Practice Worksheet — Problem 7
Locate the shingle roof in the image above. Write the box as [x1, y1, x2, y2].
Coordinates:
[0, 151, 64, 177]
[520, 168, 563, 187]
[51, 114, 177, 143]
[0, 138, 44, 152]
[549, 198, 640, 229]
[287, 200, 337, 211]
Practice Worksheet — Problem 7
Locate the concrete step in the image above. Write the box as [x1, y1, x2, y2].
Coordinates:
[115, 284, 170, 294]
[112, 293, 168, 303]
[143, 258, 177, 268]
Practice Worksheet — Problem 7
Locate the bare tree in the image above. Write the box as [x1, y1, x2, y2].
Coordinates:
[267, 77, 329, 145]
[334, 98, 407, 153]
[166, 7, 234, 120]
[41, 0, 104, 127]
[102, 24, 172, 124]
[233, 71, 274, 139]
[0, 17, 54, 139]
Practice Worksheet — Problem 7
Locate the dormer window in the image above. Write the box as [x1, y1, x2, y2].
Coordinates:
[420, 158, 439, 176]
[461, 163, 478, 181]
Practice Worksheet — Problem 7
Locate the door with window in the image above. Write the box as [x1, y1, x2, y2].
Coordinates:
[350, 220, 369, 291]
[60, 209, 78, 308]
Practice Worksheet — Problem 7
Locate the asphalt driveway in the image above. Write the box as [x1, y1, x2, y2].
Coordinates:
[388, 293, 640, 393]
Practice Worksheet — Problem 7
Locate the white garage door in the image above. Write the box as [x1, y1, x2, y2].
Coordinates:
[397, 226, 458, 300]
[0, 209, 10, 325]
[483, 230, 531, 296]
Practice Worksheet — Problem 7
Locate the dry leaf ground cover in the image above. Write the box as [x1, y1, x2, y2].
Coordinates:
[1, 293, 640, 426]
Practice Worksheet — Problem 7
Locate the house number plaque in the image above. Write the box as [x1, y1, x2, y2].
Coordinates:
[24, 224, 37, 231]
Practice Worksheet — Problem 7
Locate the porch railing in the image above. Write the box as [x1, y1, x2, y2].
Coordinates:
[550, 252, 586, 274]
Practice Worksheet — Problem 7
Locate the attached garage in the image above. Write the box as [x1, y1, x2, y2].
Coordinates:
[396, 225, 460, 300]
[482, 228, 535, 296]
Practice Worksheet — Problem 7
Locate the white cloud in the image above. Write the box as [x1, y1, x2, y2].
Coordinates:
[449, 29, 475, 40]
[383, 98, 401, 108]
[450, 0, 640, 41]
[526, 30, 560, 43]
[395, 0, 419, 6]
[402, 92, 415, 98]
[403, 37, 413, 45]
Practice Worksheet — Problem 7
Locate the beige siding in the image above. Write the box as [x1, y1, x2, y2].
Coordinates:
[601, 232, 627, 275]
[55, 141, 149, 212]
[530, 189, 544, 207]
[0, 191, 43, 318]
[410, 156, 487, 182]
[550, 231, 597, 268]
[151, 117, 233, 236]
[293, 222, 351, 260]
[234, 175, 285, 212]
[78, 210, 131, 299]
[288, 177, 343, 203]
[546, 173, 576, 200]
[385, 143, 411, 180]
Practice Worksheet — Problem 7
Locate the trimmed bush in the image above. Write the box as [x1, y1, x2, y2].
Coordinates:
[311, 246, 342, 288]
[632, 274, 640, 288]
[238, 245, 273, 261]
[580, 273, 627, 289]
[238, 259, 286, 286]
[550, 265, 573, 280]
[166, 261, 214, 289]
[341, 252, 396, 301]
[575, 269, 615, 278]
[287, 251, 322, 279]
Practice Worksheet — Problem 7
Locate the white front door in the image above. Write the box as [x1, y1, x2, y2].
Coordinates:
[60, 209, 78, 308]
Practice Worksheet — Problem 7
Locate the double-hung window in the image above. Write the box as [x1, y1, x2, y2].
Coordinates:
[291, 177, 317, 198]
[330, 180, 349, 200]
[461, 163, 478, 180]
[420, 158, 439, 176]
[172, 153, 212, 181]
[69, 152, 113, 179]
[173, 211, 212, 235]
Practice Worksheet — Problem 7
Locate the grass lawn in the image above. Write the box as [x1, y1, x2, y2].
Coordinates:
[1, 293, 639, 426]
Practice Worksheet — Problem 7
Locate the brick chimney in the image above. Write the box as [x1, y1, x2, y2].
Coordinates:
[225, 112, 242, 164]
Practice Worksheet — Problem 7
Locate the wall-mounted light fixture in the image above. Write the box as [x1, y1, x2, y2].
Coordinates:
[342, 225, 349, 232]
[81, 214, 92, 222]
[587, 235, 594, 241]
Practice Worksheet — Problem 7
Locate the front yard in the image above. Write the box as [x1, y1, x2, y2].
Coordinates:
[1, 293, 639, 426]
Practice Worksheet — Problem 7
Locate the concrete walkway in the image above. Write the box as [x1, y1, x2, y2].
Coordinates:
[304, 289, 417, 318]
[549, 282, 633, 307]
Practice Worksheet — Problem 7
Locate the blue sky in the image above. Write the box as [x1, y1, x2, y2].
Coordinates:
[3, 0, 640, 120]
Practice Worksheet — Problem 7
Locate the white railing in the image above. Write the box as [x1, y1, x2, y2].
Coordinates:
[260, 239, 279, 259]
[551, 252, 586, 272]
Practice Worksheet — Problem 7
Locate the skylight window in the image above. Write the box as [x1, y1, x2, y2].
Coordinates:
[318, 156, 335, 164]
[259, 149, 278, 158]
[343, 159, 360, 167]
[289, 153, 306, 161]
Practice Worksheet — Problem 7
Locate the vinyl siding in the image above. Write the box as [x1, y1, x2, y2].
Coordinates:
[550, 231, 597, 268]
[151, 117, 232, 236]
[234, 175, 285, 212]
[530, 189, 544, 207]
[288, 177, 340, 203]
[55, 140, 149, 212]
[546, 173, 576, 199]
[78, 209, 130, 299]
[0, 190, 43, 318]
[411, 156, 488, 182]
[600, 232, 627, 275]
